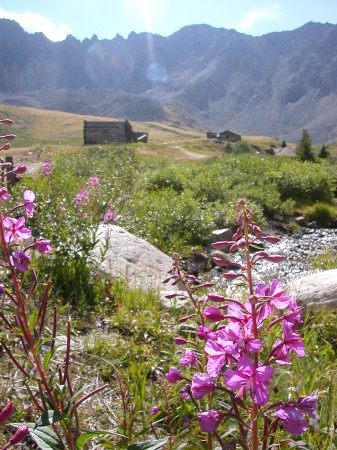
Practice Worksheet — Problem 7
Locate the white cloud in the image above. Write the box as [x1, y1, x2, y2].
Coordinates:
[0, 7, 72, 41]
[236, 5, 285, 31]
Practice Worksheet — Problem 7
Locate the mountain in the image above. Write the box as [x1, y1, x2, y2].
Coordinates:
[0, 19, 336, 143]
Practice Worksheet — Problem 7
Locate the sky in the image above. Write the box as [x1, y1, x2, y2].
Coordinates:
[0, 0, 336, 42]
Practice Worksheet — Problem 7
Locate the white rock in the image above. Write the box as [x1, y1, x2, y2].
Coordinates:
[93, 224, 182, 294]
[286, 269, 337, 309]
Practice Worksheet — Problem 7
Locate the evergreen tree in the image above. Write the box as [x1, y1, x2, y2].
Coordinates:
[296, 129, 315, 162]
[318, 144, 329, 159]
[281, 140, 287, 148]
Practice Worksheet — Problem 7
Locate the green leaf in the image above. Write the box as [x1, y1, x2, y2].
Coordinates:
[34, 410, 64, 428]
[43, 347, 54, 370]
[127, 438, 168, 450]
[64, 384, 93, 414]
[29, 310, 38, 332]
[76, 431, 116, 449]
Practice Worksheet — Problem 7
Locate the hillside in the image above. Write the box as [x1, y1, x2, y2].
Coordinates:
[0, 20, 337, 144]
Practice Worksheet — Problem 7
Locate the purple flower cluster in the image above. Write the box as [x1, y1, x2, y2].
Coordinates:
[163, 200, 317, 446]
[1, 187, 52, 274]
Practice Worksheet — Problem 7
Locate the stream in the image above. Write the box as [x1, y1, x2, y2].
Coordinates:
[209, 228, 337, 290]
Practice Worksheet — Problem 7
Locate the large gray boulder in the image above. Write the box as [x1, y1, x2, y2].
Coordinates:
[286, 269, 337, 309]
[93, 224, 179, 293]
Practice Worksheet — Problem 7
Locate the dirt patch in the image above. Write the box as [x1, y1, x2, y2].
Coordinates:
[171, 145, 209, 160]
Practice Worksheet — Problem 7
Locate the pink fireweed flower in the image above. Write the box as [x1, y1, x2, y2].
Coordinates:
[271, 321, 305, 364]
[41, 161, 54, 176]
[275, 404, 308, 434]
[151, 406, 160, 416]
[35, 238, 52, 254]
[198, 410, 224, 432]
[88, 176, 100, 186]
[15, 164, 27, 174]
[23, 190, 35, 218]
[0, 284, 5, 296]
[197, 325, 217, 341]
[104, 209, 117, 224]
[2, 216, 31, 243]
[191, 373, 216, 400]
[274, 395, 317, 434]
[255, 279, 290, 319]
[205, 330, 237, 377]
[75, 189, 89, 207]
[0, 187, 9, 201]
[224, 355, 274, 406]
[12, 251, 31, 272]
[226, 321, 263, 355]
[0, 401, 14, 424]
[179, 350, 198, 368]
[166, 367, 184, 384]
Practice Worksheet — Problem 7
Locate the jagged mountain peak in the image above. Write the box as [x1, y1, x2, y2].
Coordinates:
[0, 19, 336, 143]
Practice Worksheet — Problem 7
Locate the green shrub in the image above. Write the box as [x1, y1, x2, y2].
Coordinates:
[270, 161, 333, 203]
[305, 202, 337, 226]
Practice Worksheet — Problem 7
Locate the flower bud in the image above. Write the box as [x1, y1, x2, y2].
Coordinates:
[0, 401, 14, 424]
[265, 235, 281, 243]
[0, 119, 14, 125]
[0, 134, 16, 140]
[10, 424, 29, 444]
[204, 306, 224, 322]
[213, 256, 230, 267]
[266, 254, 285, 262]
[207, 293, 225, 302]
[16, 164, 27, 174]
[211, 240, 233, 249]
[174, 337, 187, 345]
[0, 142, 11, 151]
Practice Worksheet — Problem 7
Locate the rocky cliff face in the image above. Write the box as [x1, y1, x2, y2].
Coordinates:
[0, 19, 336, 143]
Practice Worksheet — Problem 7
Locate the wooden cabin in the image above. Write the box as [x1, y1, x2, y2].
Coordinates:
[83, 120, 134, 145]
[218, 130, 241, 142]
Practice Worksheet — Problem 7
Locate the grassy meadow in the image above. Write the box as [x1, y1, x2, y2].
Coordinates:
[0, 104, 337, 448]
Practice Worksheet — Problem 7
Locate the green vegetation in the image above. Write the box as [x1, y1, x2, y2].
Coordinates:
[1, 105, 337, 449]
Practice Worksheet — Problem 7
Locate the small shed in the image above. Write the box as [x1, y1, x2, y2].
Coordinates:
[218, 130, 241, 142]
[207, 131, 218, 139]
[83, 120, 134, 145]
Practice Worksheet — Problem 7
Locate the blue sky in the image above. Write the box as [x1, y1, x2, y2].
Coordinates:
[0, 0, 336, 42]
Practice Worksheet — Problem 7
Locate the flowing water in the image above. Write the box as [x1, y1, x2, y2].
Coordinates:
[210, 228, 337, 290]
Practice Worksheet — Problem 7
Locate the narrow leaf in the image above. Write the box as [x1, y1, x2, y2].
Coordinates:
[76, 431, 116, 449]
[127, 438, 168, 450]
[34, 410, 64, 428]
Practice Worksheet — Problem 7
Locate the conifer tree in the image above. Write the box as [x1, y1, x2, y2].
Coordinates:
[318, 144, 329, 159]
[296, 129, 315, 162]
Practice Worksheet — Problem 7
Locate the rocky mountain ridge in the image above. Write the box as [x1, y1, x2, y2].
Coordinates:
[0, 19, 336, 143]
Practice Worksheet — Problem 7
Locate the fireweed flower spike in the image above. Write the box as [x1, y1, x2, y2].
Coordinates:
[161, 199, 316, 448]
[41, 160, 54, 176]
